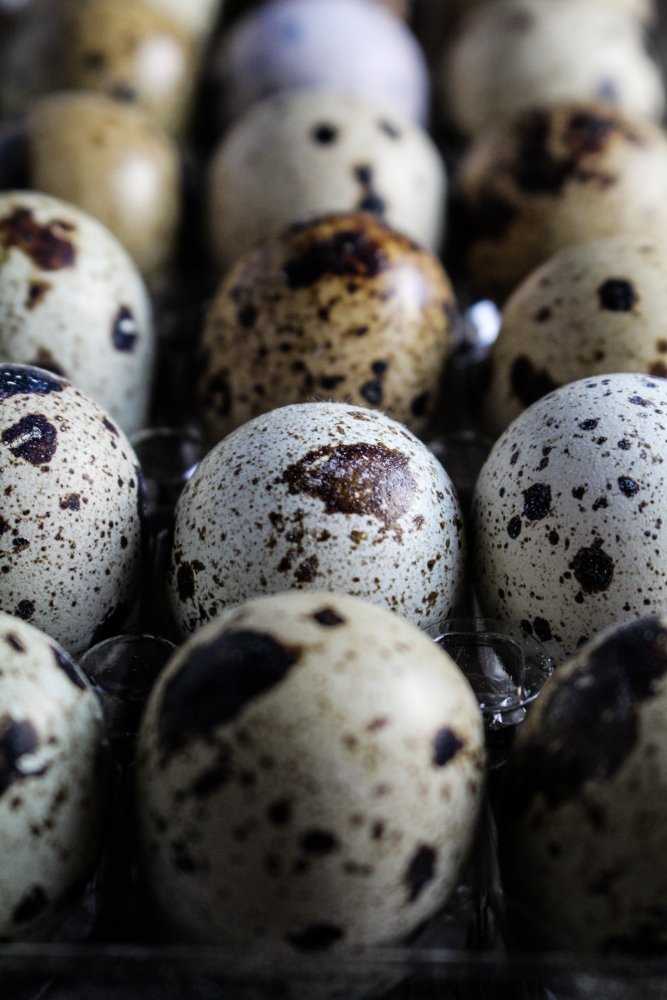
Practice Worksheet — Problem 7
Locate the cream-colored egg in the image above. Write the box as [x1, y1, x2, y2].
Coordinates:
[0, 612, 105, 940]
[484, 237, 667, 437]
[142, 0, 223, 37]
[0, 364, 143, 656]
[458, 102, 667, 303]
[199, 212, 458, 444]
[472, 373, 667, 663]
[503, 615, 667, 952]
[26, 92, 181, 281]
[137, 591, 485, 947]
[0, 191, 154, 434]
[207, 89, 445, 274]
[442, 0, 664, 138]
[169, 402, 466, 635]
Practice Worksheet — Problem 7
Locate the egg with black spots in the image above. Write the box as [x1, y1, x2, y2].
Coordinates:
[502, 614, 667, 952]
[0, 191, 154, 434]
[0, 363, 143, 655]
[23, 91, 181, 280]
[485, 237, 667, 436]
[207, 89, 445, 274]
[473, 373, 667, 663]
[209, 0, 429, 130]
[442, 0, 664, 139]
[169, 402, 465, 635]
[0, 612, 105, 940]
[458, 102, 667, 303]
[198, 212, 458, 443]
[136, 591, 485, 947]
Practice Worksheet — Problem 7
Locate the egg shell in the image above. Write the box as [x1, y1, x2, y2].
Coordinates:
[458, 102, 667, 303]
[484, 237, 667, 437]
[442, 0, 664, 139]
[169, 401, 466, 635]
[137, 591, 485, 947]
[0, 191, 154, 435]
[0, 612, 105, 940]
[199, 212, 458, 444]
[26, 92, 181, 280]
[207, 89, 445, 275]
[472, 372, 667, 663]
[142, 0, 223, 38]
[450, 0, 654, 22]
[502, 615, 667, 953]
[0, 364, 143, 656]
[210, 0, 428, 129]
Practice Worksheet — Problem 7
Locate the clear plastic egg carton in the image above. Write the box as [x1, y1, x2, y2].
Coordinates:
[0, 1, 667, 998]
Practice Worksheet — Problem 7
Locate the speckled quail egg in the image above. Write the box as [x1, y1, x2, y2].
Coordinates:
[442, 0, 664, 139]
[0, 191, 154, 435]
[472, 373, 667, 664]
[458, 102, 667, 303]
[502, 615, 667, 953]
[209, 0, 429, 131]
[1, 0, 199, 138]
[207, 89, 445, 274]
[0, 611, 105, 941]
[137, 590, 485, 948]
[484, 237, 667, 438]
[0, 363, 143, 656]
[451, 0, 655, 22]
[169, 401, 465, 636]
[24, 92, 181, 281]
[199, 212, 458, 444]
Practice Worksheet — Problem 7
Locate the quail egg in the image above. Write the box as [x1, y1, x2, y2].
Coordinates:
[0, 611, 105, 941]
[0, 191, 154, 435]
[25, 91, 181, 280]
[209, 0, 429, 130]
[169, 401, 465, 635]
[502, 615, 667, 953]
[207, 89, 445, 274]
[451, 0, 654, 22]
[199, 212, 458, 444]
[137, 590, 485, 947]
[472, 373, 667, 663]
[484, 236, 667, 437]
[0, 363, 143, 656]
[442, 0, 664, 139]
[458, 102, 667, 303]
[1, 0, 199, 138]
[142, 0, 223, 38]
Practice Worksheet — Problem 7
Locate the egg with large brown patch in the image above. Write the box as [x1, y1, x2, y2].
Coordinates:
[0, 364, 143, 656]
[24, 91, 181, 280]
[472, 373, 667, 663]
[0, 191, 153, 434]
[137, 591, 485, 948]
[457, 102, 667, 303]
[207, 89, 446, 274]
[198, 212, 458, 444]
[169, 402, 465, 636]
[502, 615, 667, 953]
[0, 612, 105, 941]
[484, 237, 667, 437]
[442, 0, 664, 139]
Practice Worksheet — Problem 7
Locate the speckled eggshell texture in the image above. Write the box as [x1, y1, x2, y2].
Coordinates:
[0, 191, 154, 435]
[207, 89, 445, 275]
[472, 373, 667, 663]
[442, 0, 664, 139]
[0, 364, 143, 656]
[137, 591, 485, 948]
[26, 92, 181, 280]
[451, 0, 654, 22]
[169, 402, 465, 635]
[199, 212, 458, 444]
[484, 237, 667, 437]
[210, 0, 429, 129]
[458, 102, 667, 303]
[0, 612, 105, 941]
[502, 615, 667, 953]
